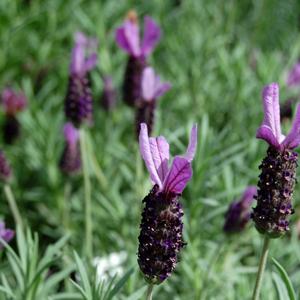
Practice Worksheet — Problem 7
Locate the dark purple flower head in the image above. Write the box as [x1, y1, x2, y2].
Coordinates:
[1, 88, 27, 116]
[0, 221, 14, 250]
[253, 83, 300, 238]
[287, 61, 300, 87]
[65, 32, 98, 126]
[256, 83, 300, 151]
[116, 12, 161, 58]
[0, 150, 12, 182]
[136, 67, 171, 136]
[138, 124, 197, 284]
[223, 186, 257, 233]
[100, 76, 116, 111]
[59, 122, 81, 174]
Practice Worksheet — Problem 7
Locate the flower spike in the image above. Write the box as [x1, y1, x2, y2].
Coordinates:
[138, 123, 197, 284]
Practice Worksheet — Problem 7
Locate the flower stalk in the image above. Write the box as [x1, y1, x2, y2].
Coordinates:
[4, 184, 23, 231]
[146, 284, 154, 300]
[79, 128, 93, 259]
[252, 237, 270, 300]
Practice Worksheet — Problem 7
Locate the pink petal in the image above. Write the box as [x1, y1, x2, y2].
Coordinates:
[185, 124, 198, 162]
[139, 123, 163, 188]
[154, 81, 171, 99]
[71, 44, 85, 74]
[240, 186, 257, 206]
[163, 156, 192, 194]
[282, 103, 300, 149]
[115, 27, 132, 54]
[141, 67, 156, 101]
[256, 125, 281, 149]
[149, 136, 170, 183]
[141, 16, 161, 56]
[287, 61, 300, 87]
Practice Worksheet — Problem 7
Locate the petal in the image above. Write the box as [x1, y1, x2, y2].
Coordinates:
[70, 44, 85, 74]
[240, 186, 257, 206]
[2, 229, 14, 242]
[185, 124, 198, 162]
[163, 156, 192, 194]
[287, 61, 300, 87]
[141, 17, 161, 56]
[141, 67, 156, 101]
[149, 136, 170, 183]
[154, 75, 171, 98]
[259, 83, 282, 144]
[64, 122, 79, 145]
[84, 53, 98, 72]
[282, 103, 300, 149]
[116, 21, 140, 57]
[139, 123, 163, 187]
[256, 125, 281, 149]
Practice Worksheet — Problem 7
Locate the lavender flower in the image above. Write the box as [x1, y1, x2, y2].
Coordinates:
[0, 150, 12, 182]
[252, 83, 300, 238]
[100, 76, 116, 111]
[0, 221, 14, 249]
[138, 123, 197, 284]
[136, 67, 171, 136]
[1, 88, 27, 144]
[64, 32, 98, 126]
[59, 122, 81, 174]
[116, 11, 161, 106]
[223, 186, 257, 233]
[287, 61, 300, 87]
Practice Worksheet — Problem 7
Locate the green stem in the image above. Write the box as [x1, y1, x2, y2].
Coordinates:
[252, 236, 270, 300]
[79, 129, 93, 260]
[146, 284, 153, 300]
[63, 181, 71, 232]
[3, 184, 23, 231]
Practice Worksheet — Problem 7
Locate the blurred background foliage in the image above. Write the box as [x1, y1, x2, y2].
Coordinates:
[0, 0, 300, 299]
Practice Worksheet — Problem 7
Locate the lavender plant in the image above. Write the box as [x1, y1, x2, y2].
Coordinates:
[251, 83, 300, 300]
[0, 221, 14, 249]
[100, 76, 117, 111]
[64, 32, 97, 127]
[138, 123, 197, 298]
[135, 67, 171, 137]
[115, 12, 161, 107]
[223, 186, 257, 233]
[1, 88, 27, 144]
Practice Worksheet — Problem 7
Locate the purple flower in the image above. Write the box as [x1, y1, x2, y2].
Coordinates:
[137, 123, 197, 284]
[253, 83, 300, 238]
[1, 88, 27, 116]
[1, 88, 27, 144]
[115, 12, 161, 107]
[136, 67, 171, 136]
[0, 150, 12, 182]
[59, 122, 81, 174]
[223, 186, 257, 233]
[100, 76, 116, 111]
[116, 12, 161, 58]
[65, 32, 98, 126]
[256, 83, 300, 151]
[0, 221, 14, 249]
[287, 61, 300, 87]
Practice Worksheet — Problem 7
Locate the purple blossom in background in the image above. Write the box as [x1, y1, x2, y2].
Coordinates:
[0, 150, 12, 182]
[1, 88, 27, 144]
[0, 221, 14, 249]
[287, 61, 300, 87]
[115, 11, 161, 106]
[223, 186, 257, 233]
[138, 123, 197, 284]
[65, 32, 98, 126]
[100, 76, 116, 111]
[59, 122, 81, 174]
[253, 83, 300, 238]
[136, 67, 171, 137]
[280, 98, 296, 122]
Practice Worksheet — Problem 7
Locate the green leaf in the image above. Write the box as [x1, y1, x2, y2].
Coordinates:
[272, 257, 296, 300]
[272, 272, 290, 300]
